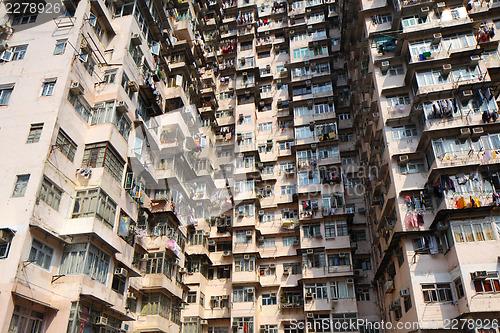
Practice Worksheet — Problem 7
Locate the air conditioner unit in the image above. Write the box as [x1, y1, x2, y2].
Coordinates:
[246, 230, 252, 237]
[244, 254, 251, 260]
[269, 263, 276, 268]
[472, 271, 488, 280]
[384, 280, 395, 293]
[283, 268, 291, 275]
[131, 33, 142, 45]
[293, 240, 299, 246]
[259, 236, 265, 242]
[339, 252, 347, 257]
[307, 249, 314, 254]
[459, 128, 471, 138]
[179, 267, 187, 273]
[121, 322, 130, 331]
[305, 293, 313, 299]
[290, 29, 295, 36]
[472, 127, 484, 135]
[461, 90, 474, 101]
[200, 320, 208, 325]
[238, 211, 245, 217]
[141, 254, 149, 260]
[421, 6, 430, 15]
[354, 269, 361, 275]
[115, 267, 127, 278]
[442, 64, 452, 76]
[470, 55, 480, 66]
[247, 288, 254, 294]
[306, 80, 311, 85]
[400, 289, 410, 297]
[127, 291, 138, 300]
[116, 101, 128, 112]
[259, 101, 265, 106]
[436, 2, 446, 11]
[208, 240, 216, 245]
[306, 312, 314, 318]
[311, 143, 317, 149]
[70, 82, 85, 95]
[283, 208, 290, 212]
[0, 230, 11, 243]
[398, 155, 409, 164]
[381, 61, 390, 71]
[0, 41, 8, 53]
[96, 316, 108, 326]
[223, 250, 232, 256]
[431, 33, 442, 45]
[259, 210, 265, 216]
[257, 162, 264, 169]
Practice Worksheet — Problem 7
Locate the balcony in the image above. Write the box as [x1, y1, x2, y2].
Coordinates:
[232, 270, 258, 283]
[141, 273, 184, 298]
[386, 104, 411, 122]
[388, 137, 418, 155]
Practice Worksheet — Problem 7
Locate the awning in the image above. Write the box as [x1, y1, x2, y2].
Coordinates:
[79, 294, 134, 321]
[12, 292, 58, 312]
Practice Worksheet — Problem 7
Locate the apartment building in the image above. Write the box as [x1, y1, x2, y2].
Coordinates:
[346, 0, 500, 331]
[0, 0, 381, 332]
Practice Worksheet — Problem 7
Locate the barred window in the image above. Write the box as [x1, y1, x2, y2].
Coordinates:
[82, 142, 125, 182]
[26, 123, 43, 143]
[39, 177, 62, 210]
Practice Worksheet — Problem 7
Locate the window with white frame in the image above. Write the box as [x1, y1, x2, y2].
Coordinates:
[235, 231, 252, 244]
[8, 305, 45, 333]
[59, 243, 111, 284]
[399, 159, 426, 174]
[234, 256, 255, 271]
[392, 124, 417, 139]
[283, 236, 299, 246]
[302, 251, 326, 268]
[330, 280, 355, 299]
[12, 45, 28, 60]
[451, 219, 495, 243]
[232, 318, 254, 333]
[41, 79, 56, 96]
[258, 122, 272, 131]
[236, 203, 255, 217]
[422, 283, 453, 303]
[54, 39, 67, 55]
[305, 282, 328, 299]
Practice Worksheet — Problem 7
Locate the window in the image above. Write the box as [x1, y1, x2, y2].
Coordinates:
[455, 277, 465, 299]
[54, 39, 67, 55]
[305, 283, 328, 299]
[235, 203, 255, 217]
[0, 85, 14, 105]
[8, 305, 45, 333]
[12, 174, 30, 197]
[141, 292, 174, 318]
[452, 220, 495, 243]
[12, 12, 38, 25]
[39, 177, 62, 210]
[187, 292, 197, 303]
[232, 287, 255, 302]
[55, 129, 77, 162]
[328, 253, 350, 266]
[422, 283, 453, 303]
[72, 188, 117, 229]
[330, 280, 355, 299]
[112, 268, 127, 294]
[331, 314, 358, 332]
[12, 45, 28, 61]
[386, 94, 410, 107]
[392, 125, 417, 139]
[281, 185, 297, 195]
[260, 238, 275, 248]
[240, 41, 253, 51]
[235, 231, 252, 244]
[324, 221, 336, 238]
[356, 288, 371, 301]
[209, 328, 229, 333]
[257, 122, 273, 133]
[473, 272, 500, 293]
[28, 239, 53, 270]
[68, 91, 92, 122]
[399, 159, 426, 174]
[337, 220, 348, 236]
[91, 101, 131, 140]
[383, 65, 404, 76]
[41, 80, 56, 96]
[234, 256, 255, 271]
[302, 251, 326, 268]
[262, 293, 277, 305]
[303, 223, 321, 237]
[283, 236, 299, 246]
[371, 14, 392, 24]
[232, 317, 254, 333]
[59, 243, 111, 284]
[0, 230, 13, 259]
[82, 142, 125, 182]
[26, 123, 43, 143]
